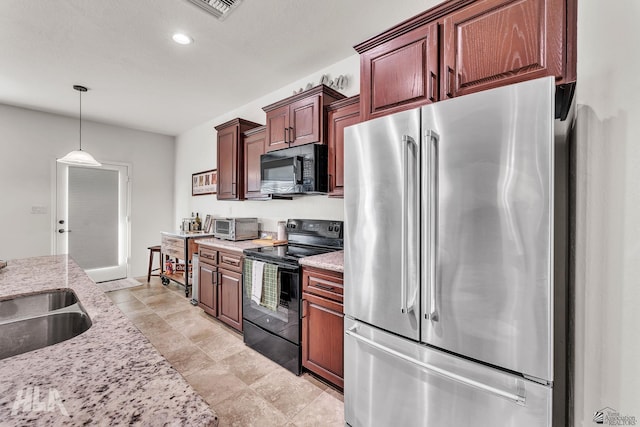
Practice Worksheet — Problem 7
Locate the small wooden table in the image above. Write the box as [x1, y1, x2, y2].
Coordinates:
[160, 231, 215, 297]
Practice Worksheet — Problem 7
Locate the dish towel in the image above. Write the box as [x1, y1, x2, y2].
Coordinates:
[251, 260, 265, 305]
[244, 259, 253, 298]
[261, 263, 279, 312]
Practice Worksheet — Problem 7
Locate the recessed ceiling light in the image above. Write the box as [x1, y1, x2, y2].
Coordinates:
[172, 33, 193, 45]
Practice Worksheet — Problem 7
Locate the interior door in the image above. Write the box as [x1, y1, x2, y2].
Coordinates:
[55, 162, 129, 282]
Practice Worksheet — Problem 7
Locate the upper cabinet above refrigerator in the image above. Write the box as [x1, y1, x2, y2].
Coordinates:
[354, 0, 577, 121]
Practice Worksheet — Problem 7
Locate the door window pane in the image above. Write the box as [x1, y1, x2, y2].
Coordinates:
[68, 167, 119, 270]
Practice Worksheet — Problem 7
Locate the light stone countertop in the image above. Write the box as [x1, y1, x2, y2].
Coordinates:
[0, 255, 217, 426]
[161, 231, 217, 239]
[196, 238, 263, 253]
[298, 250, 344, 273]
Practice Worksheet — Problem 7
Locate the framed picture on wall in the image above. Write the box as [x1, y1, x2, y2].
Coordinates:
[192, 169, 217, 196]
[203, 214, 213, 233]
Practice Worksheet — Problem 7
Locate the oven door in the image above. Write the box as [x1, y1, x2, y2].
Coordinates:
[242, 258, 300, 344]
[260, 155, 304, 195]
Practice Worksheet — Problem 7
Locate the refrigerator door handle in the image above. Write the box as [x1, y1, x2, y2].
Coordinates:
[401, 135, 417, 314]
[346, 325, 526, 405]
[423, 130, 439, 321]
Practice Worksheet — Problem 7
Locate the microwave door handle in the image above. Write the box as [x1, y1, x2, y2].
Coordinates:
[294, 156, 303, 184]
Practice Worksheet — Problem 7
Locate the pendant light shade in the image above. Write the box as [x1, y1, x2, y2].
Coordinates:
[57, 85, 101, 167]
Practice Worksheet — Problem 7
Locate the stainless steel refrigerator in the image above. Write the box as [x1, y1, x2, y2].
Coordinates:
[343, 76, 572, 427]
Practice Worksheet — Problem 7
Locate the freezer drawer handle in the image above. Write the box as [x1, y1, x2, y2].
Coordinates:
[346, 326, 526, 405]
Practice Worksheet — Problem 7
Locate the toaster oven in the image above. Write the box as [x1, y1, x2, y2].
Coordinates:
[213, 217, 259, 241]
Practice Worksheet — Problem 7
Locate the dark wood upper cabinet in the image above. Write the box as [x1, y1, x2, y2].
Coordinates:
[327, 95, 360, 198]
[262, 85, 345, 152]
[357, 22, 439, 121]
[215, 118, 262, 201]
[355, 0, 576, 118]
[243, 126, 269, 200]
[442, 0, 573, 98]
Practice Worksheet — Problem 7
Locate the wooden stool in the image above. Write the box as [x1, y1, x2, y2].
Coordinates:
[147, 245, 163, 282]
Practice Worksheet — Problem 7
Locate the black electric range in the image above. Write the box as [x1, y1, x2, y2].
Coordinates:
[242, 219, 343, 375]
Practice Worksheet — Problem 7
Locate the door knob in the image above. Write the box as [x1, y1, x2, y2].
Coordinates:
[58, 229, 71, 233]
[58, 220, 65, 224]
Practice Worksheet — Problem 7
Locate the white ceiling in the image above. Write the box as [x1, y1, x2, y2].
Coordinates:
[0, 0, 431, 136]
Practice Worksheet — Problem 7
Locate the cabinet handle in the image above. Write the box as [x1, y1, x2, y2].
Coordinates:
[313, 283, 334, 291]
[428, 71, 437, 102]
[446, 66, 455, 98]
[284, 126, 288, 144]
[288, 127, 294, 145]
[218, 272, 222, 287]
[212, 270, 217, 286]
[328, 174, 333, 191]
[222, 257, 240, 266]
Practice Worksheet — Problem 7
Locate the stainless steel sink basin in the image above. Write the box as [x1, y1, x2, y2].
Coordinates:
[0, 289, 78, 322]
[0, 312, 92, 360]
[0, 289, 92, 360]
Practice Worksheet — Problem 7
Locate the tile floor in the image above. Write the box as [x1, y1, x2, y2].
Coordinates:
[106, 277, 344, 427]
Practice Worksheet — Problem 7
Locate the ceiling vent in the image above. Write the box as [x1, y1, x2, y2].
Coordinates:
[185, 0, 243, 21]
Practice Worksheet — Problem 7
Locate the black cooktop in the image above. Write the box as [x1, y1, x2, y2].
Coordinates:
[243, 244, 337, 265]
[243, 219, 343, 265]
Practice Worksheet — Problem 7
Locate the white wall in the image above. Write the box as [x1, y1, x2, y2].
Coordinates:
[174, 54, 360, 232]
[0, 104, 175, 277]
[574, 1, 640, 424]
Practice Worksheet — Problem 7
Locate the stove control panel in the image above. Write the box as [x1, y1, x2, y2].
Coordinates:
[286, 219, 343, 240]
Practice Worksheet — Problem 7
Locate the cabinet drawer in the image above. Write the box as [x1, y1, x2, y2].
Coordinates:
[199, 247, 218, 265]
[162, 236, 184, 259]
[302, 267, 344, 303]
[218, 250, 243, 273]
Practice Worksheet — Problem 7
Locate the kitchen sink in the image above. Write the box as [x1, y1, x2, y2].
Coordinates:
[0, 289, 78, 323]
[0, 289, 92, 360]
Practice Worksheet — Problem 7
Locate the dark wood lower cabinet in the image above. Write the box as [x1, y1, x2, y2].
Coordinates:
[301, 267, 344, 388]
[218, 268, 242, 331]
[199, 261, 217, 317]
[302, 292, 344, 388]
[198, 246, 243, 332]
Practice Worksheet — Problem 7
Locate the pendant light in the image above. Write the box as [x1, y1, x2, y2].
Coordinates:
[57, 85, 101, 167]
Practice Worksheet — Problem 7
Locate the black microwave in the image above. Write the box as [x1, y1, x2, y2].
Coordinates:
[260, 144, 328, 195]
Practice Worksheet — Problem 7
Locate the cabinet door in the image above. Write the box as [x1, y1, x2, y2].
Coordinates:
[290, 95, 321, 147]
[442, 0, 565, 99]
[360, 22, 438, 120]
[218, 268, 243, 331]
[244, 128, 267, 199]
[217, 126, 239, 200]
[266, 105, 289, 152]
[198, 263, 217, 317]
[302, 292, 344, 388]
[328, 99, 360, 198]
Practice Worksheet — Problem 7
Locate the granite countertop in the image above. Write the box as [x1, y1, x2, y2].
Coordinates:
[298, 250, 344, 273]
[0, 255, 217, 426]
[196, 238, 263, 253]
